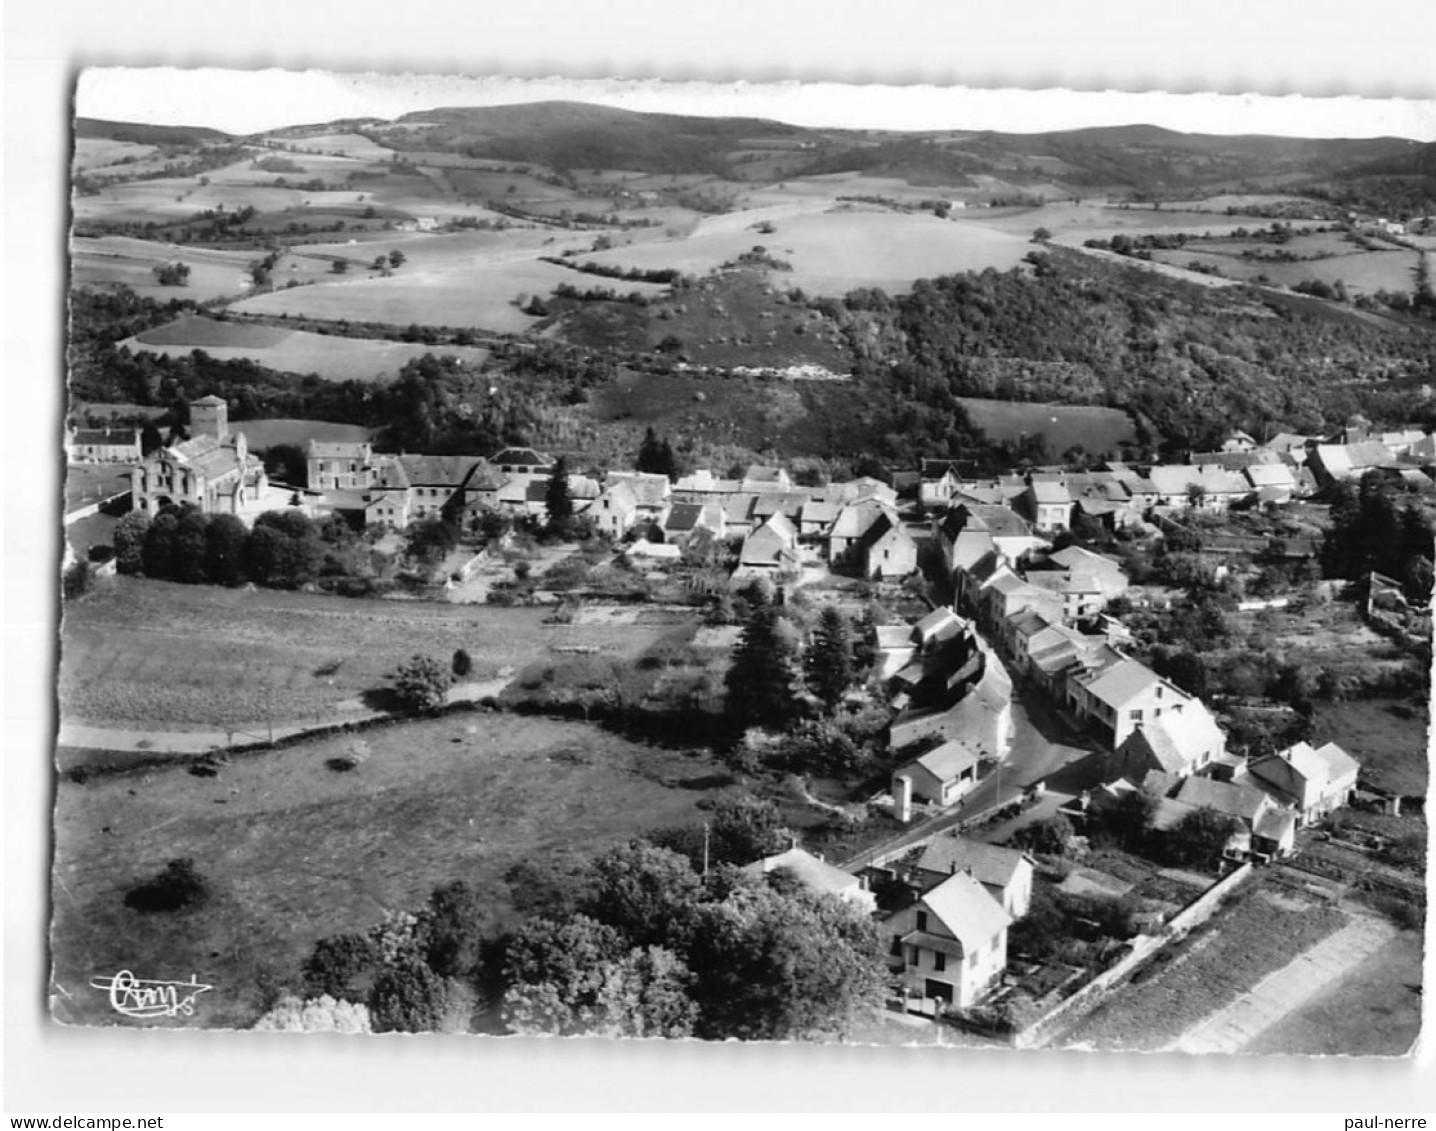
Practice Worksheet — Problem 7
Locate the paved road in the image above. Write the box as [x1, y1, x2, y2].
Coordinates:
[55, 677, 512, 757]
[1161, 912, 1399, 1055]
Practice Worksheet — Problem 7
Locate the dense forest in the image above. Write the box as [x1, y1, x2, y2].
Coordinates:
[828, 249, 1436, 459]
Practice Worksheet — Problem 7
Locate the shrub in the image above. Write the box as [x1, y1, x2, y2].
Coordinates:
[392, 654, 452, 714]
[452, 648, 473, 679]
[123, 857, 210, 913]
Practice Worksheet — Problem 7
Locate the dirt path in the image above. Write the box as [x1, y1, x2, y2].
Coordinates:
[1161, 912, 1399, 1055]
[55, 676, 513, 756]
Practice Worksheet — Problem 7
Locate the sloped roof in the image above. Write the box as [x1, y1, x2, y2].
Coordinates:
[912, 738, 982, 782]
[1119, 701, 1225, 774]
[919, 871, 1012, 953]
[73, 428, 138, 446]
[606, 471, 671, 507]
[191, 394, 227, 407]
[663, 502, 705, 532]
[916, 836, 1031, 888]
[1047, 545, 1123, 575]
[1149, 465, 1203, 495]
[307, 439, 370, 458]
[490, 446, 553, 469]
[1080, 657, 1169, 711]
[740, 513, 800, 567]
[1254, 808, 1298, 844]
[1245, 463, 1297, 489]
[828, 499, 894, 540]
[962, 503, 1033, 539]
[914, 606, 966, 644]
[397, 454, 482, 487]
[950, 530, 998, 572]
[1030, 480, 1073, 505]
[1175, 776, 1269, 824]
[1189, 450, 1280, 471]
[744, 847, 863, 898]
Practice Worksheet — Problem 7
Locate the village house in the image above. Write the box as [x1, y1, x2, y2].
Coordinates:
[490, 446, 556, 481]
[361, 454, 488, 529]
[1144, 773, 1298, 862]
[590, 480, 641, 539]
[743, 847, 877, 914]
[855, 512, 920, 580]
[1106, 697, 1228, 782]
[68, 427, 141, 464]
[1069, 655, 1194, 750]
[826, 498, 899, 564]
[131, 397, 268, 518]
[1245, 740, 1361, 827]
[1306, 441, 1398, 486]
[891, 656, 1012, 766]
[885, 870, 1012, 1011]
[656, 500, 726, 546]
[909, 836, 1035, 918]
[1019, 478, 1074, 534]
[306, 439, 378, 492]
[736, 511, 801, 577]
[671, 469, 743, 504]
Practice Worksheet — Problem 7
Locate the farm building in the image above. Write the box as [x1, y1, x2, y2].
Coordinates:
[68, 428, 140, 464]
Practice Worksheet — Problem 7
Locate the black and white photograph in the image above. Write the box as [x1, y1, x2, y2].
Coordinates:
[50, 63, 1434, 1054]
[8, 2, 1436, 1115]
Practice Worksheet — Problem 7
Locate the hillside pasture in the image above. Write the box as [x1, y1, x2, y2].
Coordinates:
[956, 397, 1139, 455]
[1309, 699, 1429, 796]
[277, 132, 395, 160]
[72, 236, 262, 302]
[123, 315, 490, 382]
[577, 204, 1032, 296]
[227, 240, 668, 332]
[72, 137, 158, 171]
[59, 577, 689, 733]
[51, 710, 733, 1028]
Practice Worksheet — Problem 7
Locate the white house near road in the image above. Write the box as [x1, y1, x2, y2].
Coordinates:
[886, 870, 1011, 1011]
[744, 847, 877, 913]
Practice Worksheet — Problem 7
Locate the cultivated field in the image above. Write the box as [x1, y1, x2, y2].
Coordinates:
[123, 315, 490, 382]
[59, 577, 693, 734]
[1058, 876, 1350, 1052]
[1148, 235, 1420, 295]
[579, 204, 1033, 295]
[956, 397, 1139, 454]
[1239, 927, 1425, 1056]
[64, 464, 135, 513]
[51, 710, 735, 1028]
[72, 236, 262, 302]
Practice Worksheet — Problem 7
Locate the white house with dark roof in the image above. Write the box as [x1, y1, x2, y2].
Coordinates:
[1021, 478, 1074, 533]
[856, 512, 919, 579]
[885, 871, 1011, 1010]
[1247, 741, 1361, 827]
[490, 446, 555, 480]
[591, 480, 641, 539]
[737, 511, 801, 575]
[892, 739, 983, 815]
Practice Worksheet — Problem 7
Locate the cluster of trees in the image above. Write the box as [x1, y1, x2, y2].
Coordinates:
[1323, 471, 1436, 602]
[635, 427, 679, 480]
[827, 249, 1436, 461]
[294, 841, 887, 1040]
[152, 261, 191, 286]
[540, 256, 681, 285]
[113, 506, 375, 592]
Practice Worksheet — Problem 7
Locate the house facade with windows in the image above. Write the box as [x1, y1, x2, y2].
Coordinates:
[885, 870, 1011, 1010]
[69, 428, 141, 464]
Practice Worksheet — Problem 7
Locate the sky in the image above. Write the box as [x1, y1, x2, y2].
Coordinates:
[76, 69, 1436, 141]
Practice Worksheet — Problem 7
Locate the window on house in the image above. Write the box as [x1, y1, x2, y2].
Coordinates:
[915, 910, 928, 932]
[890, 936, 903, 957]
[1129, 709, 1143, 721]
[934, 952, 946, 972]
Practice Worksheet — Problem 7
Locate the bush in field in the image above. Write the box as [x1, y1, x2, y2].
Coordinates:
[392, 653, 452, 714]
[123, 857, 210, 914]
[62, 561, 93, 601]
[367, 959, 445, 1034]
[452, 648, 473, 678]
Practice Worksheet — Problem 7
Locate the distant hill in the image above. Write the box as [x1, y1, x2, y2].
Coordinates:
[75, 117, 232, 147]
[381, 100, 810, 175]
